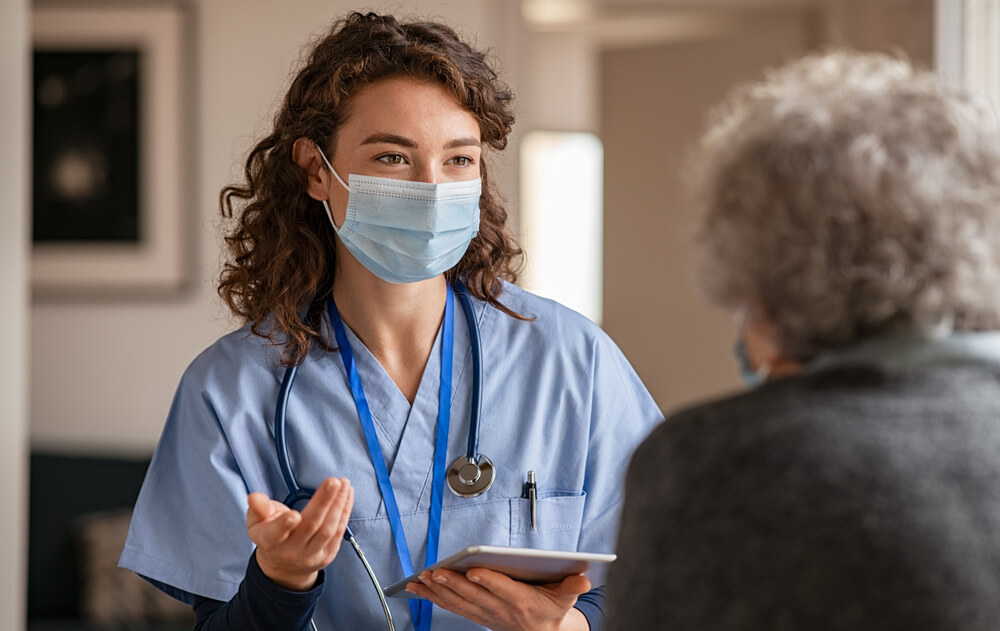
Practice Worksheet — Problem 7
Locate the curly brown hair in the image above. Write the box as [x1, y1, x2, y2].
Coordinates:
[218, 11, 524, 366]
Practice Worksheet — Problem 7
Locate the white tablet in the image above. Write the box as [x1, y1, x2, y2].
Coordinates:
[383, 545, 616, 598]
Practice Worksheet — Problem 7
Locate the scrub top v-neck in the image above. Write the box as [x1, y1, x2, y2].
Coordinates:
[327, 286, 456, 631]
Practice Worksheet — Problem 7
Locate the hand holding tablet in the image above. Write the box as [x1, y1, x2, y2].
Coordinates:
[383, 545, 616, 598]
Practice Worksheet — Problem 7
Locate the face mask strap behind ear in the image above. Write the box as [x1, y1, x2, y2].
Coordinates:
[314, 143, 349, 231]
[315, 144, 350, 191]
[733, 307, 774, 388]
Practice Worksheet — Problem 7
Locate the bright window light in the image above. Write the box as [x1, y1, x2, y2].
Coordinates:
[936, 0, 1000, 108]
[965, 0, 1000, 108]
[519, 131, 604, 324]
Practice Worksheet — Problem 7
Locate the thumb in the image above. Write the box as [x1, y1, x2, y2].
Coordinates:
[553, 574, 591, 598]
[247, 492, 281, 523]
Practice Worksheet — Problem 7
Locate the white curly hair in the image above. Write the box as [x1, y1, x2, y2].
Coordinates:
[694, 49, 1000, 360]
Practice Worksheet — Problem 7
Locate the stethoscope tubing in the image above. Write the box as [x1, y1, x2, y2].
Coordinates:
[276, 362, 358, 539]
[453, 282, 483, 462]
[275, 364, 305, 499]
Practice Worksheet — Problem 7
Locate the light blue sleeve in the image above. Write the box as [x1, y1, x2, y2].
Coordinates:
[579, 330, 665, 554]
[119, 340, 271, 603]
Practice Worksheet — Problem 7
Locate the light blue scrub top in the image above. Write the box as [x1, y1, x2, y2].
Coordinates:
[120, 283, 664, 630]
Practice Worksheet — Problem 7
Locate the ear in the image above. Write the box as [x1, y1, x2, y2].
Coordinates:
[292, 137, 330, 202]
[740, 300, 804, 378]
[741, 301, 780, 363]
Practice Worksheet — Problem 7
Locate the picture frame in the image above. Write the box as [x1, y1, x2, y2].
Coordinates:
[31, 4, 188, 297]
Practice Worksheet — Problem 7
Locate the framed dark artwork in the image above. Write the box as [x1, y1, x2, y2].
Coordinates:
[31, 5, 187, 296]
[34, 49, 141, 244]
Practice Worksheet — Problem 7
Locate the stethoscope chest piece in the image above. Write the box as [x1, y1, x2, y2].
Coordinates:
[447, 454, 495, 498]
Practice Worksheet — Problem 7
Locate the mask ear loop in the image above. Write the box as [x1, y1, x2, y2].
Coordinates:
[734, 306, 774, 384]
[756, 360, 774, 381]
[315, 143, 350, 230]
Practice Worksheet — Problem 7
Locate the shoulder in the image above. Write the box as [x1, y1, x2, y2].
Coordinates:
[486, 282, 661, 425]
[179, 323, 283, 391]
[629, 371, 844, 476]
[632, 362, 997, 475]
[489, 281, 613, 350]
[630, 386, 754, 468]
[650, 365, 883, 435]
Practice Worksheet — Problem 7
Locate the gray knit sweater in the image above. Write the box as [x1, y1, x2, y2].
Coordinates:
[606, 360, 1000, 630]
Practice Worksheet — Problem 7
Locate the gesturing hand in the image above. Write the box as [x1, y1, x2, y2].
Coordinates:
[246, 477, 354, 591]
[406, 567, 592, 631]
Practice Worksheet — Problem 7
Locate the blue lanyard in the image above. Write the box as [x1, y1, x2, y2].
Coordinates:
[328, 284, 454, 631]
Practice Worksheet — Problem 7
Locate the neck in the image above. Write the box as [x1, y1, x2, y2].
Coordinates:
[766, 358, 805, 380]
[333, 271, 447, 355]
[331, 256, 447, 403]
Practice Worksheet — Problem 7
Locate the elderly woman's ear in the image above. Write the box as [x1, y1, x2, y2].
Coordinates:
[737, 301, 804, 383]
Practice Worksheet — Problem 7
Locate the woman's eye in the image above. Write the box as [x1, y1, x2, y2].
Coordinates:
[450, 156, 472, 167]
[377, 154, 405, 165]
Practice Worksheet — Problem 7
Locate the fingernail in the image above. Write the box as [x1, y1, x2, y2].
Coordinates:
[419, 572, 430, 583]
[433, 574, 447, 585]
[468, 574, 481, 583]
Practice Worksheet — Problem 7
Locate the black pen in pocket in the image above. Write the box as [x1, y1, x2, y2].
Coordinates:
[524, 470, 537, 531]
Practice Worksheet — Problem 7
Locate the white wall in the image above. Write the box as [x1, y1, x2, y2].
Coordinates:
[1, 0, 29, 626]
[601, 10, 812, 414]
[29, 0, 522, 455]
[519, 30, 598, 132]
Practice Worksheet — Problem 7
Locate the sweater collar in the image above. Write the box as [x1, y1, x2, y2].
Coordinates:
[807, 332, 1000, 374]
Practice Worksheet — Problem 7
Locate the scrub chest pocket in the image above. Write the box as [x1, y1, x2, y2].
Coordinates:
[510, 492, 587, 548]
[433, 492, 587, 555]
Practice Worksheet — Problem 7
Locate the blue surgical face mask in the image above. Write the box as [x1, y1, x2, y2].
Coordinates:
[733, 338, 765, 388]
[316, 145, 481, 284]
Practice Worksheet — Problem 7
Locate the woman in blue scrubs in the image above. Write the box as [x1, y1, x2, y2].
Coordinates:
[120, 11, 662, 631]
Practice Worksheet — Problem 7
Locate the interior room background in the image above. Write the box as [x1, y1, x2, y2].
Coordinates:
[4, 0, 976, 627]
[28, 0, 937, 455]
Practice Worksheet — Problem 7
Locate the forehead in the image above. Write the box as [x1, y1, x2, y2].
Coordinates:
[338, 76, 481, 144]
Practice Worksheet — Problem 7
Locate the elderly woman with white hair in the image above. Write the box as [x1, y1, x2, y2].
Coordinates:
[605, 50, 1000, 630]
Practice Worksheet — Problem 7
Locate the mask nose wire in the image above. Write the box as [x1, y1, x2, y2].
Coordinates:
[315, 144, 349, 231]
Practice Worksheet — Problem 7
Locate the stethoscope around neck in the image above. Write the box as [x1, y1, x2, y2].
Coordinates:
[270, 281, 494, 631]
[274, 281, 495, 506]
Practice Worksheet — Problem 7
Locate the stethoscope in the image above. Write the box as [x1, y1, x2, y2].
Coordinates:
[272, 281, 494, 630]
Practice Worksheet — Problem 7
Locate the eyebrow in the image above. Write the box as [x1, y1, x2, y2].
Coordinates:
[360, 133, 481, 150]
[361, 133, 417, 148]
[444, 137, 481, 149]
